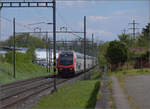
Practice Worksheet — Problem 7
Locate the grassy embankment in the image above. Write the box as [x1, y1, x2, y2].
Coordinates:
[33, 69, 101, 109]
[111, 68, 150, 109]
[0, 52, 50, 85]
[0, 62, 49, 85]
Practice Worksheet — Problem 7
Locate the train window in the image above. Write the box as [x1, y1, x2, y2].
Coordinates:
[59, 53, 73, 66]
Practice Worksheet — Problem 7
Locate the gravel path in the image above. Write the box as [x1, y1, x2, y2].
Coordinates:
[95, 73, 111, 109]
[111, 75, 132, 109]
[124, 75, 150, 109]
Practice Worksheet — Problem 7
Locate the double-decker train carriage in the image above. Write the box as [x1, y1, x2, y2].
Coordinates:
[57, 51, 96, 77]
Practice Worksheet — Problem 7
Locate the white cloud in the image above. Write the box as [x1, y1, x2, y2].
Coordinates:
[113, 10, 131, 15]
[57, 1, 85, 7]
[88, 16, 110, 22]
[88, 29, 112, 36]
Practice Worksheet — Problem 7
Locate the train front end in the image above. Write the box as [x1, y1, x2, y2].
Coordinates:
[57, 51, 75, 77]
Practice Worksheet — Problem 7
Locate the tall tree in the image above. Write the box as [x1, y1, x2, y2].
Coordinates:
[98, 41, 109, 69]
[106, 40, 128, 70]
[137, 23, 150, 47]
[118, 33, 132, 45]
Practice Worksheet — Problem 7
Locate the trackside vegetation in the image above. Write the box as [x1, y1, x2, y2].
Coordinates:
[33, 69, 101, 109]
[98, 23, 150, 71]
[0, 49, 49, 85]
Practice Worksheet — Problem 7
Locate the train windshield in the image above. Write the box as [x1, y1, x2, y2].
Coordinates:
[59, 53, 73, 66]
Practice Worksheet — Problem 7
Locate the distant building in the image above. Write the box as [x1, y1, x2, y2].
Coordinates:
[129, 47, 148, 52]
[35, 49, 59, 66]
[0, 49, 7, 58]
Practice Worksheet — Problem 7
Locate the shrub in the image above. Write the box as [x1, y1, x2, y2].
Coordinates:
[4, 52, 32, 64]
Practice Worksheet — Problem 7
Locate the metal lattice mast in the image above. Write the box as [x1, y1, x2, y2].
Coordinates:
[128, 19, 139, 39]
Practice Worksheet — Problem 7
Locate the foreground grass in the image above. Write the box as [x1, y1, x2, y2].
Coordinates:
[0, 62, 49, 85]
[33, 69, 101, 109]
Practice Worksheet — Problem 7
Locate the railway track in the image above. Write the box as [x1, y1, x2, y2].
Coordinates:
[0, 75, 50, 91]
[0, 75, 67, 109]
[0, 66, 96, 109]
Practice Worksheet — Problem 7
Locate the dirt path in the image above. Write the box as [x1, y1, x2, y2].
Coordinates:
[111, 75, 132, 109]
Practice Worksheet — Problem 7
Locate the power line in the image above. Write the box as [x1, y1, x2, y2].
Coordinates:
[0, 16, 34, 30]
[56, 9, 83, 39]
[56, 0, 135, 1]
[0, 0, 132, 2]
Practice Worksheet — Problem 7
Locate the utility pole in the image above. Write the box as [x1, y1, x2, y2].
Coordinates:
[48, 38, 51, 73]
[129, 19, 139, 39]
[13, 18, 16, 78]
[53, 0, 57, 91]
[0, 7, 2, 41]
[84, 16, 86, 79]
[92, 33, 94, 66]
[46, 32, 48, 72]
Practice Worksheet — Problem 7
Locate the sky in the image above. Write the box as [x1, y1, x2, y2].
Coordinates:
[0, 0, 149, 42]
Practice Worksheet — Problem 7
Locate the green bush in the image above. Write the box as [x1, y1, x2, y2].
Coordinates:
[0, 54, 5, 62]
[4, 52, 13, 63]
[4, 52, 32, 64]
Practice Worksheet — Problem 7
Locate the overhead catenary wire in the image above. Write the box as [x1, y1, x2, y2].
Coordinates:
[56, 9, 83, 39]
[0, 0, 86, 40]
[0, 16, 34, 30]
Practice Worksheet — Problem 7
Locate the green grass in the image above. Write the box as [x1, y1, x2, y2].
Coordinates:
[0, 51, 51, 85]
[33, 69, 101, 109]
[0, 62, 50, 85]
[33, 80, 100, 109]
[112, 68, 150, 78]
[91, 69, 102, 80]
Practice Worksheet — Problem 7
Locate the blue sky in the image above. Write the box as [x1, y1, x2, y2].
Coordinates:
[0, 0, 149, 42]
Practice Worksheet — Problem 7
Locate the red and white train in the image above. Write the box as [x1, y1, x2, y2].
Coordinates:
[57, 51, 96, 77]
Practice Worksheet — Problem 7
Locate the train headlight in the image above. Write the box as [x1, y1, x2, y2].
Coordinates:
[69, 68, 73, 70]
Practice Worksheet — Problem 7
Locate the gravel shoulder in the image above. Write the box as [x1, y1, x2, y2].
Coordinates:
[124, 74, 150, 109]
[111, 75, 132, 109]
[95, 73, 111, 109]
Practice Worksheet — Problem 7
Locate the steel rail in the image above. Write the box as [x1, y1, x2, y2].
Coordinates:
[0, 75, 50, 90]
[0, 78, 67, 109]
[0, 66, 96, 109]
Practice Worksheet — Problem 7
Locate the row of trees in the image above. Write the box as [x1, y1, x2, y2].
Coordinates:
[98, 23, 150, 71]
[0, 33, 46, 48]
[0, 33, 97, 56]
